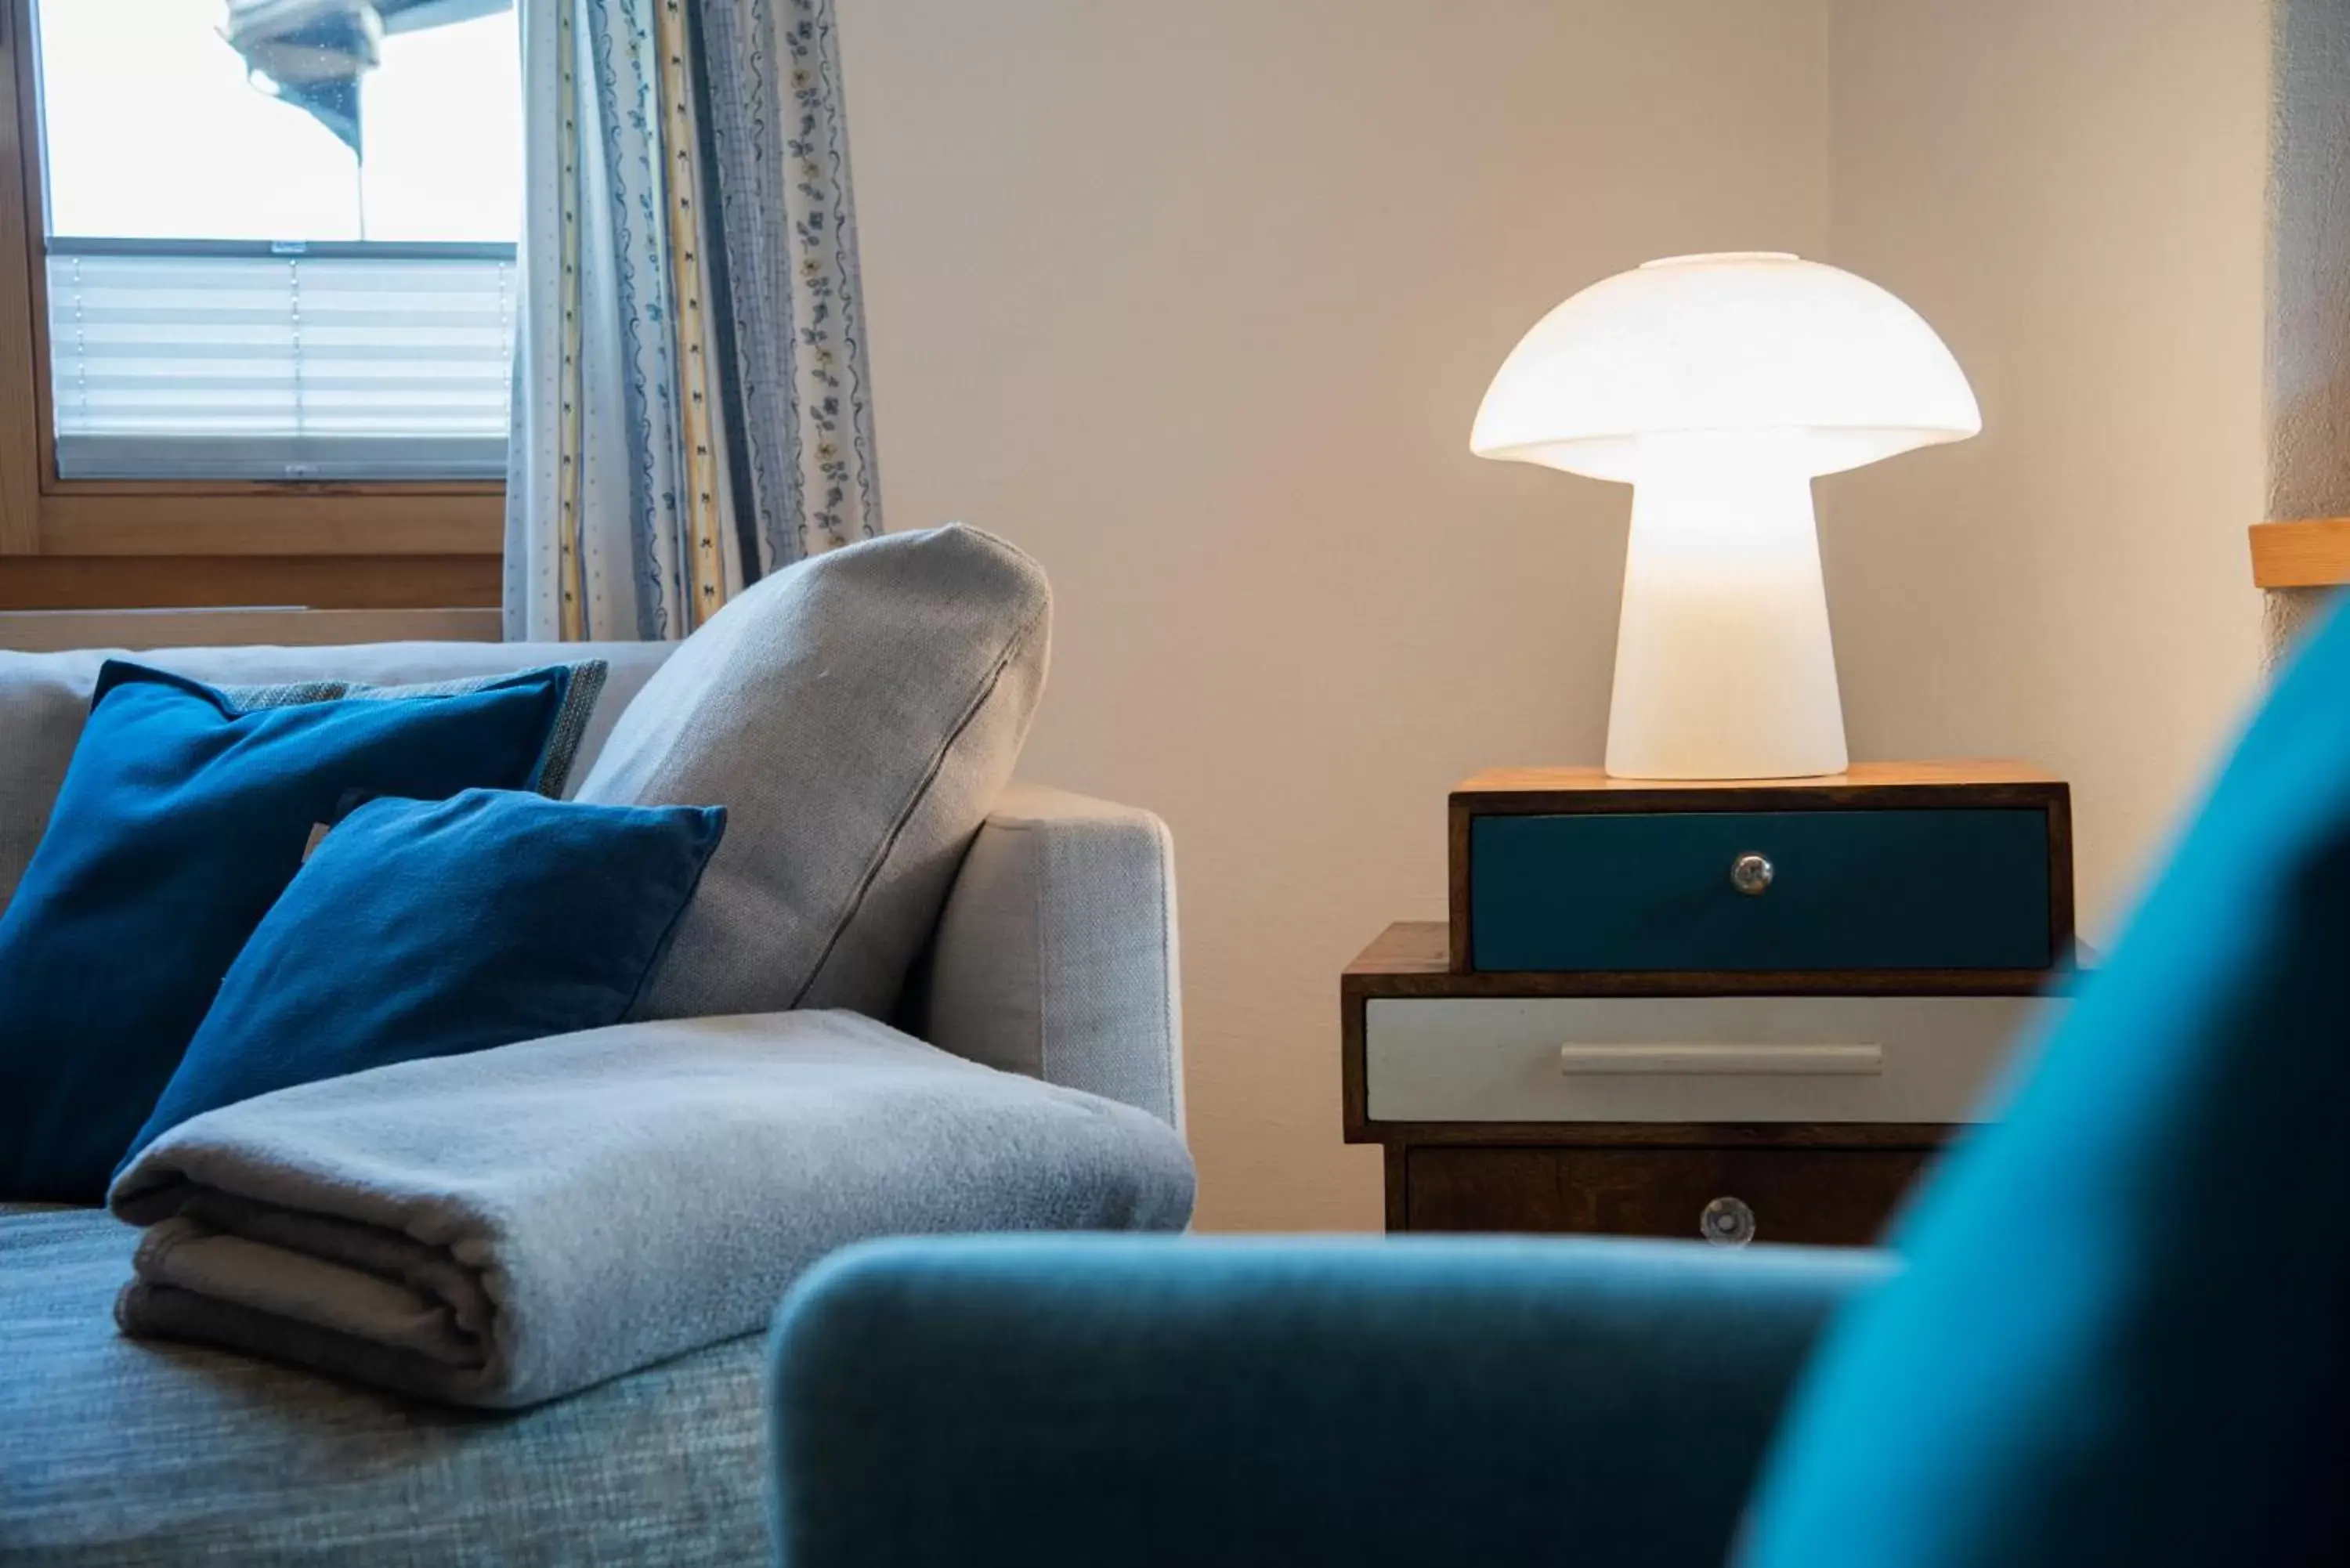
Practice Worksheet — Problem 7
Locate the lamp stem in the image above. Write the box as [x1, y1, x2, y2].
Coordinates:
[1603, 448, 1848, 780]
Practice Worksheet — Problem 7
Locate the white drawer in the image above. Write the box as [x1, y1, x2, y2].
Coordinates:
[1363, 995, 2058, 1125]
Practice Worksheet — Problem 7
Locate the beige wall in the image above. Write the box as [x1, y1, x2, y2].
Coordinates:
[841, 0, 2271, 1230]
[1821, 0, 2273, 941]
[840, 0, 1831, 1229]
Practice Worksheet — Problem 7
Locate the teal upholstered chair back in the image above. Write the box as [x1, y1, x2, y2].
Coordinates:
[1742, 604, 2350, 1564]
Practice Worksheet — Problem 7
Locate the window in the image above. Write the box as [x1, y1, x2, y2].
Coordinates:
[45, 244, 515, 481]
[0, 0, 519, 611]
[39, 0, 519, 482]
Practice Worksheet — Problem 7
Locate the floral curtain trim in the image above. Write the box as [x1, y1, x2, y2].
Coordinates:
[505, 0, 883, 642]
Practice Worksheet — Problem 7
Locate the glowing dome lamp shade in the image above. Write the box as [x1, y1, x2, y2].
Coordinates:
[1472, 252, 1980, 779]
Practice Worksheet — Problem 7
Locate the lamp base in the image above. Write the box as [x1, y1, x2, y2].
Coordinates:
[1601, 449, 1849, 781]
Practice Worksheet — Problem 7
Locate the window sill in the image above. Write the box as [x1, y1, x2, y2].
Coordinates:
[0, 554, 501, 612]
[0, 605, 501, 652]
[35, 490, 502, 555]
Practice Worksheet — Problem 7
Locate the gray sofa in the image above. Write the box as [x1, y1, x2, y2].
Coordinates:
[0, 638, 1184, 1566]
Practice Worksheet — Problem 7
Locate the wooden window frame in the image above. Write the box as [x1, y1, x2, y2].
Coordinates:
[0, 0, 502, 612]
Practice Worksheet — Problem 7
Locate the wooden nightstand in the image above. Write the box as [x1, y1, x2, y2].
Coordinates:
[1343, 762, 2076, 1245]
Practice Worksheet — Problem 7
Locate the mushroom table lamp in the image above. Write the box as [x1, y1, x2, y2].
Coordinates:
[1471, 251, 1979, 779]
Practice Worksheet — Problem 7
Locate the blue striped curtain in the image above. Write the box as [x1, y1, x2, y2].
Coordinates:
[504, 0, 883, 642]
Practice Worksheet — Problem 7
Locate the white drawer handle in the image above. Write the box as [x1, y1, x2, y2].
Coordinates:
[1557, 1044, 1883, 1076]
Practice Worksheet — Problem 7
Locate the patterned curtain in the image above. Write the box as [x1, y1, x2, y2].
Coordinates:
[504, 0, 884, 642]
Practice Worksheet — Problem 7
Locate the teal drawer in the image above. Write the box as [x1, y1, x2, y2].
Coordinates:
[1468, 807, 2052, 973]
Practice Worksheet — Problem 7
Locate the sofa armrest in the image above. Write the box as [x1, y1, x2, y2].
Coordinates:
[768, 1234, 1889, 1568]
[908, 782, 1183, 1129]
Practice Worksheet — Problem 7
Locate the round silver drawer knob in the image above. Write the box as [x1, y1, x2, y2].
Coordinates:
[1701, 1196, 1756, 1248]
[1730, 852, 1774, 896]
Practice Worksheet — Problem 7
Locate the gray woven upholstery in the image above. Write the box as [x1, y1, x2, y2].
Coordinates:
[0, 1205, 768, 1566]
[911, 784, 1185, 1130]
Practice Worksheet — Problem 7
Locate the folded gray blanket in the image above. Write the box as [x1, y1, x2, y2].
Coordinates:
[109, 1010, 1195, 1407]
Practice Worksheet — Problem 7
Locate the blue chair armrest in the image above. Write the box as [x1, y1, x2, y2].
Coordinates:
[768, 1234, 1889, 1568]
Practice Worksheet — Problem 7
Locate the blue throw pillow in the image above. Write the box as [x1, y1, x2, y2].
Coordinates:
[118, 789, 725, 1173]
[1739, 606, 2350, 1564]
[0, 661, 577, 1202]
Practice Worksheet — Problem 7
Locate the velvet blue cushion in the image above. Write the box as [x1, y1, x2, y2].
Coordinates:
[0, 662, 573, 1202]
[1741, 607, 2350, 1566]
[118, 789, 725, 1172]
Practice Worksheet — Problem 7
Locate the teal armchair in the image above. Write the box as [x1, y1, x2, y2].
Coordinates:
[768, 1234, 1886, 1568]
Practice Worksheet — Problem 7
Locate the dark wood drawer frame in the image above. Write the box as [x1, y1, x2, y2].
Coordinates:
[1397, 1143, 1936, 1245]
[1346, 922, 1974, 1241]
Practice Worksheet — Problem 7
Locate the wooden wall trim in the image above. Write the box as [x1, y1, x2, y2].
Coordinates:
[0, 605, 501, 652]
[0, 554, 501, 610]
[2250, 518, 2350, 589]
[39, 493, 505, 557]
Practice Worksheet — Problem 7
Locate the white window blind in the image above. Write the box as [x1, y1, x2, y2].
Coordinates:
[45, 241, 515, 482]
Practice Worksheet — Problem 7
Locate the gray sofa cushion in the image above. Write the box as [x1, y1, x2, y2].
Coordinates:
[577, 525, 1051, 1021]
[0, 1204, 768, 1566]
[0, 641, 670, 915]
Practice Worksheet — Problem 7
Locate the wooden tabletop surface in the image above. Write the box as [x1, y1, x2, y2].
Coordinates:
[1453, 760, 2062, 797]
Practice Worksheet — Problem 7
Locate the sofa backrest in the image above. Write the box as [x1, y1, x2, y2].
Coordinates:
[0, 641, 673, 913]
